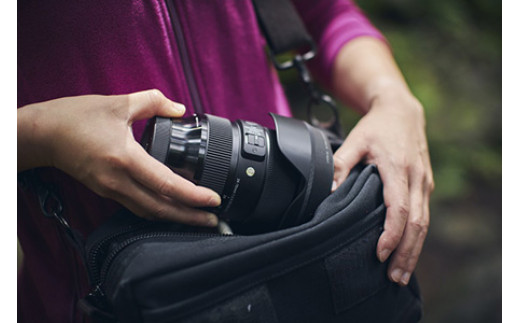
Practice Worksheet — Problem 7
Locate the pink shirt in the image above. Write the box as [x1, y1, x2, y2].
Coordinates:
[18, 1, 383, 321]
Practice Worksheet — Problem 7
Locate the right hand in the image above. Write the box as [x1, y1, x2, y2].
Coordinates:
[18, 89, 221, 226]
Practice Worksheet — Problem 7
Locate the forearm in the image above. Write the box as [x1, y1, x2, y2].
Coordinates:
[331, 36, 413, 114]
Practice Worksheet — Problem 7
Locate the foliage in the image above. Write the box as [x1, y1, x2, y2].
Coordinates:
[282, 1, 502, 322]
[356, 1, 502, 322]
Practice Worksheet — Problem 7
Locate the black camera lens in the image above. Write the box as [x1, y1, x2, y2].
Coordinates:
[141, 114, 334, 233]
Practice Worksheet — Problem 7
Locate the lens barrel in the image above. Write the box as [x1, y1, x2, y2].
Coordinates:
[141, 114, 334, 233]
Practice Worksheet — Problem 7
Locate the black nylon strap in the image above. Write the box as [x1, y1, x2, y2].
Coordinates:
[252, 0, 345, 143]
[252, 0, 313, 55]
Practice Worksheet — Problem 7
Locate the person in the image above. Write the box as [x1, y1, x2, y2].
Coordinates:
[17, 1, 434, 322]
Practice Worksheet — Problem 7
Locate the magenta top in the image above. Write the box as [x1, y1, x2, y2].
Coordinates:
[18, 1, 383, 321]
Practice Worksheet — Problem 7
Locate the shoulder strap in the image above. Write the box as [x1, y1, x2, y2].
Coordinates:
[251, 0, 313, 56]
[251, 0, 345, 144]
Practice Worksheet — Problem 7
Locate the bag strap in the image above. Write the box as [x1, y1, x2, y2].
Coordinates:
[251, 0, 345, 143]
[251, 0, 315, 63]
[18, 171, 86, 261]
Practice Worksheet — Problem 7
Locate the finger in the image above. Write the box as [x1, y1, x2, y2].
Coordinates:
[127, 142, 222, 207]
[127, 89, 186, 121]
[422, 151, 435, 195]
[332, 135, 367, 191]
[386, 168, 428, 285]
[376, 164, 409, 263]
[108, 175, 219, 227]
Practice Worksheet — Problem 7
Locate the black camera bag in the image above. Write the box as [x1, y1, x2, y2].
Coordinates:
[78, 164, 422, 322]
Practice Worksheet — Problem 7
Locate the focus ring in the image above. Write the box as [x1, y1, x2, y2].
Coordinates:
[199, 115, 233, 195]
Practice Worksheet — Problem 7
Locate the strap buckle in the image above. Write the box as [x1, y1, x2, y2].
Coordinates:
[268, 42, 317, 71]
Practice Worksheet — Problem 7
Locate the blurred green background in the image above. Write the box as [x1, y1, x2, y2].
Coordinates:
[282, 0, 501, 322]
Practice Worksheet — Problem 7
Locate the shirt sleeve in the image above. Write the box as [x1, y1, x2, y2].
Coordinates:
[292, 0, 387, 88]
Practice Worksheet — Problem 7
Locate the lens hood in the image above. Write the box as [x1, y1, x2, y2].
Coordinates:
[270, 114, 334, 227]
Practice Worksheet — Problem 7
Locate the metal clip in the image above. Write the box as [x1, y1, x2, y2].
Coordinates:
[268, 43, 316, 71]
[37, 183, 75, 242]
[291, 55, 344, 140]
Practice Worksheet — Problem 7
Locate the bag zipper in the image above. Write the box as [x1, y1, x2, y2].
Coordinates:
[84, 220, 230, 319]
[98, 230, 220, 284]
[99, 230, 231, 302]
[88, 220, 226, 287]
[165, 0, 204, 114]
[87, 219, 155, 285]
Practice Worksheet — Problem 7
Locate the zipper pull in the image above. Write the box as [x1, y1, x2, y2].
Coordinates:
[78, 285, 116, 322]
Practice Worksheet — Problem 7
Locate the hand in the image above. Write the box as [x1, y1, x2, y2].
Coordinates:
[332, 92, 434, 285]
[18, 89, 221, 226]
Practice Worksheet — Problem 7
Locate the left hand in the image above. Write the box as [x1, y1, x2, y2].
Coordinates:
[332, 91, 434, 286]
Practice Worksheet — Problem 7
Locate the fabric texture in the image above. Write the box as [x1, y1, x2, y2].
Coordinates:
[17, 1, 384, 322]
[80, 164, 421, 322]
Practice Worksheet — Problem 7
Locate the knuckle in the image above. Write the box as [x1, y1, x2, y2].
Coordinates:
[98, 142, 127, 165]
[146, 89, 164, 105]
[199, 193, 217, 207]
[396, 248, 413, 260]
[156, 178, 174, 196]
[421, 171, 435, 194]
[393, 155, 409, 170]
[150, 206, 170, 221]
[96, 173, 120, 197]
[384, 232, 402, 249]
[413, 163, 426, 179]
[104, 152, 126, 169]
[428, 178, 435, 192]
[392, 200, 410, 219]
[333, 155, 348, 172]
[409, 219, 429, 236]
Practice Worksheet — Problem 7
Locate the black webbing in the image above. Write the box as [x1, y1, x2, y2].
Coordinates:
[252, 0, 313, 55]
[251, 0, 345, 141]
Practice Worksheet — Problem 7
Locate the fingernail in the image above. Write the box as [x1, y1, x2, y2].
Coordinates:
[331, 180, 338, 192]
[173, 103, 185, 114]
[209, 194, 222, 207]
[206, 214, 219, 227]
[391, 268, 403, 283]
[400, 272, 411, 285]
[378, 249, 391, 262]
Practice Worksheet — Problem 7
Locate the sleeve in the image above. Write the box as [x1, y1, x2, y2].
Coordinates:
[292, 0, 387, 88]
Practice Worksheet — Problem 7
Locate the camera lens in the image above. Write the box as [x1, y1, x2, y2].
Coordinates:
[141, 114, 333, 233]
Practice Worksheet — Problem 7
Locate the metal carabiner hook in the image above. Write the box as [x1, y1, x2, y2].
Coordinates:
[307, 94, 345, 151]
[37, 184, 74, 236]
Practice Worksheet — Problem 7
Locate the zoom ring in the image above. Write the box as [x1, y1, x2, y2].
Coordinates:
[199, 115, 233, 195]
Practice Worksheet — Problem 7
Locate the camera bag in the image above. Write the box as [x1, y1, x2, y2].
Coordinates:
[78, 164, 422, 322]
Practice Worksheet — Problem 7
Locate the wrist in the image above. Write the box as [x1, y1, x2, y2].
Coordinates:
[368, 87, 426, 126]
[360, 74, 416, 109]
[17, 102, 56, 171]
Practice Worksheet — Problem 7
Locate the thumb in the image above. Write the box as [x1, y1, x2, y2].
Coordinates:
[127, 89, 186, 122]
